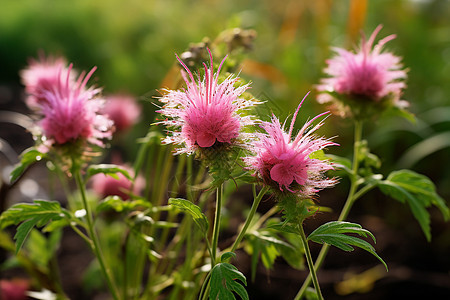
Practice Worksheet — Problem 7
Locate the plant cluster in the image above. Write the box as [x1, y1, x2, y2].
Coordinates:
[0, 25, 448, 300]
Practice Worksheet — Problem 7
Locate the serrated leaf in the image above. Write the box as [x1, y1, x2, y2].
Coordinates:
[308, 221, 387, 271]
[251, 230, 294, 250]
[210, 262, 248, 300]
[0, 200, 70, 253]
[245, 228, 304, 280]
[14, 218, 38, 254]
[378, 169, 449, 241]
[10, 148, 45, 183]
[169, 198, 209, 236]
[86, 164, 132, 181]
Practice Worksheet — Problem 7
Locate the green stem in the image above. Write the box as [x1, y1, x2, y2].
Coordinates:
[199, 271, 212, 300]
[230, 185, 269, 253]
[294, 120, 364, 300]
[211, 184, 224, 266]
[69, 223, 92, 246]
[299, 224, 324, 300]
[197, 184, 224, 300]
[74, 170, 120, 300]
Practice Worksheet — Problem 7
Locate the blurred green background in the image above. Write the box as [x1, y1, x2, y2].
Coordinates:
[1, 0, 449, 298]
[2, 0, 449, 195]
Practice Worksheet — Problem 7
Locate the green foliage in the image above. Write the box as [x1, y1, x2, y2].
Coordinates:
[10, 148, 45, 183]
[169, 198, 209, 236]
[307, 221, 387, 271]
[96, 196, 151, 213]
[0, 200, 71, 253]
[357, 140, 382, 176]
[325, 154, 352, 176]
[25, 229, 62, 270]
[277, 196, 320, 224]
[210, 254, 248, 300]
[86, 164, 132, 181]
[245, 227, 304, 281]
[378, 169, 449, 241]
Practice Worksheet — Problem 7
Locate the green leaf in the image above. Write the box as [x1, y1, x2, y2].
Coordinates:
[221, 252, 236, 262]
[267, 222, 300, 235]
[325, 154, 352, 175]
[244, 225, 305, 281]
[383, 105, 416, 123]
[169, 198, 209, 235]
[308, 221, 387, 271]
[14, 218, 38, 254]
[251, 230, 294, 249]
[277, 196, 319, 224]
[25, 229, 61, 270]
[86, 164, 132, 181]
[210, 262, 248, 300]
[309, 150, 327, 160]
[10, 148, 45, 183]
[275, 231, 305, 270]
[0, 200, 70, 253]
[378, 169, 449, 241]
[96, 196, 152, 213]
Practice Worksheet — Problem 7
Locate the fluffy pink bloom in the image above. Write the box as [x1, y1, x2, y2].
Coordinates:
[244, 94, 337, 196]
[158, 49, 258, 154]
[103, 94, 141, 132]
[316, 25, 407, 109]
[20, 54, 72, 108]
[33, 64, 113, 147]
[91, 165, 144, 201]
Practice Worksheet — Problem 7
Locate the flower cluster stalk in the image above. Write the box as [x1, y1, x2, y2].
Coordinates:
[299, 223, 324, 300]
[74, 169, 120, 300]
[211, 184, 224, 266]
[230, 185, 269, 253]
[294, 120, 363, 300]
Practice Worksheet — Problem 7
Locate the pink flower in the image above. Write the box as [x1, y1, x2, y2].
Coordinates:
[158, 49, 258, 155]
[103, 94, 141, 133]
[0, 279, 29, 300]
[91, 164, 143, 201]
[32, 63, 113, 147]
[20, 53, 72, 108]
[244, 93, 337, 197]
[316, 25, 407, 117]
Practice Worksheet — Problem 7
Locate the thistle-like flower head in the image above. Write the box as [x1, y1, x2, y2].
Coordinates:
[91, 163, 144, 201]
[103, 94, 141, 133]
[158, 49, 258, 155]
[38, 64, 113, 147]
[20, 54, 72, 108]
[316, 25, 407, 118]
[244, 93, 337, 197]
[21, 54, 114, 154]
